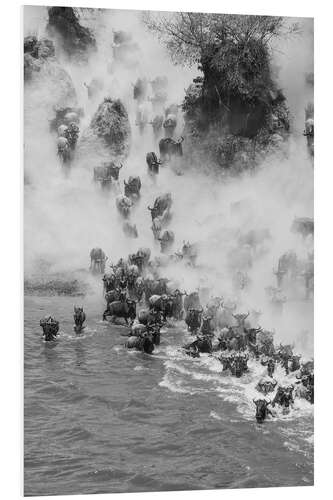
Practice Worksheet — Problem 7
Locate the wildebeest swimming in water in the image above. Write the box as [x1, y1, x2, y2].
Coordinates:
[40, 316, 59, 341]
[125, 332, 155, 354]
[253, 398, 273, 423]
[73, 306, 86, 333]
[103, 298, 137, 325]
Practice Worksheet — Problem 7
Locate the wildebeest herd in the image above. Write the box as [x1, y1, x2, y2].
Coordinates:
[40, 73, 314, 425]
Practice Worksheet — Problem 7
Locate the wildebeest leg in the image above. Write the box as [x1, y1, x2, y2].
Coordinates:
[102, 309, 109, 321]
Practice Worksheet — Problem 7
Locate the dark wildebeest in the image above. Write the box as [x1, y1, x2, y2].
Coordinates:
[103, 299, 136, 325]
[147, 193, 172, 220]
[40, 316, 59, 341]
[253, 398, 273, 423]
[73, 306, 86, 333]
[185, 308, 203, 334]
[272, 385, 294, 411]
[146, 151, 162, 175]
[159, 137, 184, 162]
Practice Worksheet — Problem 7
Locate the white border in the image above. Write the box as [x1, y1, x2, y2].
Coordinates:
[1, 1, 332, 499]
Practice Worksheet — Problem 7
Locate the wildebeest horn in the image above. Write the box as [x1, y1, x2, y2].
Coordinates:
[147, 206, 152, 210]
[266, 398, 271, 404]
[119, 163, 123, 169]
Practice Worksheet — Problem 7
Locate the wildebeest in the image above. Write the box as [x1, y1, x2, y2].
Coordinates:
[253, 398, 272, 423]
[146, 151, 162, 175]
[185, 308, 203, 334]
[73, 306, 86, 333]
[272, 385, 294, 411]
[103, 298, 136, 325]
[40, 316, 59, 341]
[159, 137, 184, 161]
[90, 248, 107, 274]
[102, 272, 116, 293]
[148, 193, 172, 220]
[124, 176, 141, 200]
[125, 333, 154, 354]
[201, 316, 214, 337]
[116, 195, 132, 218]
[256, 377, 277, 395]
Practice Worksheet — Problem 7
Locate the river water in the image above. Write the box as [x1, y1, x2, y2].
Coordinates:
[24, 7, 314, 496]
[24, 293, 313, 496]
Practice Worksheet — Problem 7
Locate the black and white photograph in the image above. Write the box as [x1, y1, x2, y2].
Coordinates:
[23, 4, 314, 496]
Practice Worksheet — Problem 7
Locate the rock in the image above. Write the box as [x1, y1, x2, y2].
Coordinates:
[78, 97, 131, 161]
[47, 7, 96, 60]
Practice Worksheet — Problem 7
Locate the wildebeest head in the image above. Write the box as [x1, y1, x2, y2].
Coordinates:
[253, 398, 271, 423]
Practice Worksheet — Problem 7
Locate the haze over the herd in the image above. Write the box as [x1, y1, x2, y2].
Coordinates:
[24, 7, 313, 355]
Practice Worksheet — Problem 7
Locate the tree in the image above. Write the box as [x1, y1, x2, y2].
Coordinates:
[144, 12, 297, 138]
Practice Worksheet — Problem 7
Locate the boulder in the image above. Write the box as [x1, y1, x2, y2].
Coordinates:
[78, 98, 131, 161]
